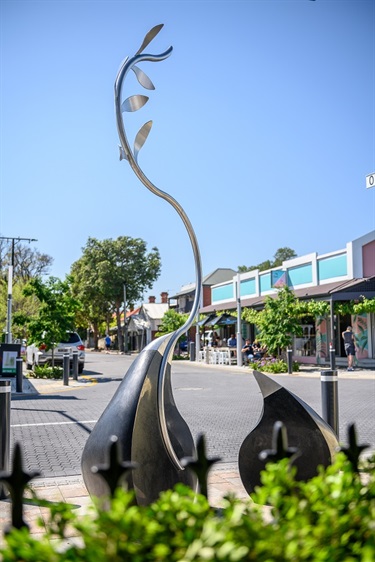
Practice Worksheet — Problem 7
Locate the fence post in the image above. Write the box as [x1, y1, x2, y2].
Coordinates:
[321, 369, 339, 437]
[63, 353, 70, 386]
[0, 379, 11, 499]
[72, 350, 79, 380]
[16, 357, 23, 393]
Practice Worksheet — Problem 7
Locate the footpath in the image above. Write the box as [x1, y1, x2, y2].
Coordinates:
[1, 363, 374, 541]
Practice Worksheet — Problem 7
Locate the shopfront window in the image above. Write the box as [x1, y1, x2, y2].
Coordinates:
[294, 323, 316, 357]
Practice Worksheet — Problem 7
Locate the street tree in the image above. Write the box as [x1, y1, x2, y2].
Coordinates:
[242, 285, 303, 357]
[70, 236, 161, 350]
[0, 238, 53, 281]
[238, 247, 297, 273]
[15, 277, 81, 367]
[155, 309, 189, 354]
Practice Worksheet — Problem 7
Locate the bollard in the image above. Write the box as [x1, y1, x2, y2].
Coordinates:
[63, 353, 70, 386]
[16, 357, 23, 393]
[287, 349, 293, 374]
[189, 342, 195, 362]
[72, 350, 79, 380]
[321, 369, 339, 437]
[329, 345, 336, 370]
[0, 379, 11, 499]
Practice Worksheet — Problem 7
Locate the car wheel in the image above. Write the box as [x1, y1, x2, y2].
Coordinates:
[78, 364, 84, 374]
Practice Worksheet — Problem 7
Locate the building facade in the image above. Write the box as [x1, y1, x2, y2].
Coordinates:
[200, 232, 375, 367]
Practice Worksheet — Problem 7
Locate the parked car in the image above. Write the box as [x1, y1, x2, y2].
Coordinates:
[26, 332, 85, 373]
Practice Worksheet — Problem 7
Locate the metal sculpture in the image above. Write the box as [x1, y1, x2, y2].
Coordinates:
[81, 25, 202, 504]
[238, 371, 340, 495]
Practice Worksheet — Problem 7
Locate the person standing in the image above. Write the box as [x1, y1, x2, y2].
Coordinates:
[342, 326, 355, 371]
[104, 334, 111, 353]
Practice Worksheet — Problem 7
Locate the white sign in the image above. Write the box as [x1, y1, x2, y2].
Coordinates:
[366, 173, 375, 189]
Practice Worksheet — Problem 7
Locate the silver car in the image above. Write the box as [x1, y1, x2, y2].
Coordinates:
[26, 331, 85, 373]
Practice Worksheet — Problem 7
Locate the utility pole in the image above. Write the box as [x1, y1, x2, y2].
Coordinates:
[0, 236, 37, 343]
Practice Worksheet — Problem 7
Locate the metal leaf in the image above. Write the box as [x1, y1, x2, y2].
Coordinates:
[132, 66, 155, 90]
[135, 24, 164, 56]
[134, 121, 152, 162]
[121, 95, 149, 113]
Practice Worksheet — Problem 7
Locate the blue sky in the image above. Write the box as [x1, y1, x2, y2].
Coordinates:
[1, 0, 374, 304]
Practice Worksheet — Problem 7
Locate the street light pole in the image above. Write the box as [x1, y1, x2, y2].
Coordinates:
[123, 282, 128, 354]
[1, 236, 37, 343]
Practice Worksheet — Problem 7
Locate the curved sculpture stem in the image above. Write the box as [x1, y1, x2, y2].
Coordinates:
[115, 48, 202, 470]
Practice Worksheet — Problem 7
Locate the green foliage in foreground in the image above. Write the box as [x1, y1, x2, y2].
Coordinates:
[1, 453, 374, 561]
[250, 358, 300, 374]
[26, 365, 63, 379]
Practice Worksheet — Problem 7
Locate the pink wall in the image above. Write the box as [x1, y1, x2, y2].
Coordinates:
[362, 240, 375, 277]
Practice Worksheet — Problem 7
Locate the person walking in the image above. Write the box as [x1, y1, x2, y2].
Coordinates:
[342, 326, 355, 371]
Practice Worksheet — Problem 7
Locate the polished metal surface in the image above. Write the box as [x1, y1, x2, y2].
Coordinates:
[82, 25, 201, 503]
[238, 371, 339, 495]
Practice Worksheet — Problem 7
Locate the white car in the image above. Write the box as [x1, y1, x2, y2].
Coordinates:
[26, 331, 85, 373]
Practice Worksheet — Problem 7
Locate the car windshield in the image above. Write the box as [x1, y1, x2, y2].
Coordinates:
[61, 333, 80, 344]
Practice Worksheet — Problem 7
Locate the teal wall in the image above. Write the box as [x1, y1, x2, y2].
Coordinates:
[212, 283, 234, 302]
[241, 278, 256, 296]
[318, 254, 347, 281]
[287, 263, 313, 286]
[260, 273, 271, 292]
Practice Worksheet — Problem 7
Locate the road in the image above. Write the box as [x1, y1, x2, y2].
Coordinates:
[9, 352, 375, 479]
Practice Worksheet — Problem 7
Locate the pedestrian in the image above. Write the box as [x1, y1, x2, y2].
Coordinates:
[241, 339, 254, 364]
[342, 326, 355, 371]
[105, 334, 111, 353]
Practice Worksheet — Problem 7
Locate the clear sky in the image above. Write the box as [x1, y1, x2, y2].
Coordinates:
[1, 0, 374, 305]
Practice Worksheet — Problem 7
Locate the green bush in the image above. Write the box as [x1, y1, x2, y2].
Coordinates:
[250, 358, 300, 374]
[26, 365, 63, 379]
[1, 453, 374, 561]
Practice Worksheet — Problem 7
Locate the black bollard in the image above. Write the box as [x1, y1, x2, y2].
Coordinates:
[329, 346, 336, 370]
[72, 350, 78, 380]
[287, 349, 293, 374]
[189, 342, 195, 361]
[0, 379, 11, 499]
[16, 357, 23, 393]
[321, 369, 339, 437]
[63, 353, 70, 386]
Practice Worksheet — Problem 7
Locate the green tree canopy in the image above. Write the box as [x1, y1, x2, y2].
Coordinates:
[238, 247, 297, 273]
[70, 236, 161, 350]
[242, 286, 303, 356]
[15, 277, 81, 365]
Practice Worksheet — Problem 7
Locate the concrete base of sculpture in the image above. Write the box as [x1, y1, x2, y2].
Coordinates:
[238, 371, 339, 495]
[81, 335, 197, 504]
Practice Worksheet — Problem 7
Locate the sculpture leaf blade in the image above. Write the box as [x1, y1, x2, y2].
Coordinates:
[135, 24, 164, 55]
[121, 95, 149, 113]
[134, 121, 152, 162]
[132, 66, 155, 90]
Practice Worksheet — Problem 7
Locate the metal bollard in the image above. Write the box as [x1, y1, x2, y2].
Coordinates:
[0, 379, 11, 499]
[16, 357, 23, 393]
[72, 350, 78, 380]
[63, 353, 70, 386]
[189, 342, 195, 361]
[321, 369, 339, 437]
[287, 349, 293, 374]
[329, 345, 336, 370]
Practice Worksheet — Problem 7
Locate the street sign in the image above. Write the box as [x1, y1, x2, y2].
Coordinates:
[366, 173, 375, 189]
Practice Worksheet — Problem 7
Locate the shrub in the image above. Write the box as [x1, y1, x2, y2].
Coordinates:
[26, 365, 63, 379]
[251, 357, 300, 374]
[1, 453, 374, 561]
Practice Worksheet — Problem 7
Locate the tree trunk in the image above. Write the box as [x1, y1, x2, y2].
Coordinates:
[92, 323, 99, 350]
[116, 306, 124, 352]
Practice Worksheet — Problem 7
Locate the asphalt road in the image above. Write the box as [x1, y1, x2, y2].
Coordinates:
[9, 352, 375, 479]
